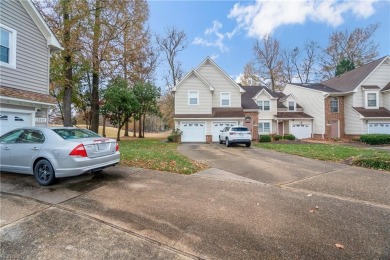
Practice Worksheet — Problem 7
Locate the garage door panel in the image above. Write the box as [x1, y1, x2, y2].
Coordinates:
[368, 122, 390, 134]
[291, 124, 311, 139]
[0, 112, 32, 136]
[180, 122, 206, 142]
[212, 121, 237, 142]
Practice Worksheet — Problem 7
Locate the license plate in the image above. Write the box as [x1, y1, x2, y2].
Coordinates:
[97, 143, 108, 150]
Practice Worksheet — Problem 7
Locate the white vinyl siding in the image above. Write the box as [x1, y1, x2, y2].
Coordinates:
[384, 92, 390, 110]
[175, 74, 212, 114]
[344, 94, 364, 135]
[284, 84, 326, 135]
[255, 92, 276, 120]
[197, 62, 241, 107]
[0, 0, 49, 94]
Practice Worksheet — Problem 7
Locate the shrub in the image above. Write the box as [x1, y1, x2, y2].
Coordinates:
[168, 128, 183, 143]
[283, 134, 296, 140]
[360, 134, 390, 145]
[274, 135, 282, 141]
[352, 155, 390, 171]
[259, 135, 271, 142]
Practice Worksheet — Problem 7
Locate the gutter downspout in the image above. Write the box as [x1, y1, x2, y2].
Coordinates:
[322, 93, 330, 139]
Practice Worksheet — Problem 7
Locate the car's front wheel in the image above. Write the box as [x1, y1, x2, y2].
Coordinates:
[34, 159, 56, 186]
[246, 142, 251, 147]
[226, 138, 231, 147]
[219, 136, 223, 144]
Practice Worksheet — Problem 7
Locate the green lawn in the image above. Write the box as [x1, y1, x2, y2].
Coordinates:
[254, 142, 390, 171]
[119, 139, 208, 174]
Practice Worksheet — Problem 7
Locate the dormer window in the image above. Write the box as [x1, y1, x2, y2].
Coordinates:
[257, 100, 270, 111]
[220, 92, 231, 106]
[365, 91, 378, 109]
[288, 101, 295, 111]
[188, 90, 199, 105]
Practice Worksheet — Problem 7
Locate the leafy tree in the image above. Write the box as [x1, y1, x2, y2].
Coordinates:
[101, 78, 138, 141]
[239, 62, 262, 86]
[321, 23, 379, 80]
[335, 59, 355, 77]
[133, 82, 161, 138]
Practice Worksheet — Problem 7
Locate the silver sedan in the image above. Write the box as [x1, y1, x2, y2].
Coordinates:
[0, 127, 120, 186]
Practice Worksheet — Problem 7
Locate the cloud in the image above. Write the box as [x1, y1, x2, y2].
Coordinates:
[192, 20, 237, 52]
[228, 0, 378, 38]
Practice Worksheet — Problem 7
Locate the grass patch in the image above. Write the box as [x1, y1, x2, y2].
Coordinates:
[254, 143, 390, 171]
[119, 139, 208, 174]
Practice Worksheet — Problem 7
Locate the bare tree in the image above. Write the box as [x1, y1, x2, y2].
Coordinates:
[156, 27, 187, 128]
[253, 35, 281, 91]
[321, 23, 379, 80]
[239, 62, 263, 86]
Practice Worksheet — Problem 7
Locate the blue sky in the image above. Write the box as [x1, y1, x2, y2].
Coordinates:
[149, 0, 390, 88]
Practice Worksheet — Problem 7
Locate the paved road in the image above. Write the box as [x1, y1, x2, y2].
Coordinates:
[1, 144, 390, 259]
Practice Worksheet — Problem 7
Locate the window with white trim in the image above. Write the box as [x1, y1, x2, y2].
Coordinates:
[288, 101, 295, 111]
[0, 24, 17, 69]
[220, 92, 231, 106]
[188, 90, 199, 105]
[330, 97, 339, 113]
[366, 92, 378, 108]
[257, 100, 270, 111]
[259, 121, 271, 134]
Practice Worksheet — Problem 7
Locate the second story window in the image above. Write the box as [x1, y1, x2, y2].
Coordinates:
[220, 92, 231, 106]
[188, 90, 199, 105]
[0, 24, 17, 69]
[367, 93, 377, 108]
[330, 97, 339, 112]
[257, 100, 270, 111]
[288, 101, 295, 111]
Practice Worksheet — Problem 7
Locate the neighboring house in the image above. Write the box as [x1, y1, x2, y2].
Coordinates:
[173, 57, 314, 142]
[0, 0, 62, 135]
[284, 56, 390, 138]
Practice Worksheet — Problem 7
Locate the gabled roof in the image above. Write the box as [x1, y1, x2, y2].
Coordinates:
[197, 57, 245, 93]
[240, 86, 274, 109]
[174, 107, 245, 119]
[382, 82, 390, 92]
[274, 112, 313, 119]
[288, 83, 340, 93]
[20, 0, 62, 51]
[321, 56, 389, 92]
[0, 86, 56, 105]
[172, 69, 215, 92]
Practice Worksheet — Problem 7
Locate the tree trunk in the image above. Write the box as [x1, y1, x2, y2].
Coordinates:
[91, 0, 102, 133]
[124, 119, 129, 136]
[138, 115, 142, 138]
[62, 0, 73, 127]
[133, 119, 136, 137]
[102, 114, 106, 137]
[142, 114, 146, 138]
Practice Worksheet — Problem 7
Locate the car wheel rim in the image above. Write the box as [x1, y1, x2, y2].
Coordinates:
[38, 164, 50, 181]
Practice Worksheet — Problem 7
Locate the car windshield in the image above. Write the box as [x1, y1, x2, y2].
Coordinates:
[52, 128, 101, 140]
[231, 127, 249, 131]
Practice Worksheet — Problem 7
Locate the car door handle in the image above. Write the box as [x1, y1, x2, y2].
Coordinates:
[3, 147, 10, 150]
[32, 147, 40, 151]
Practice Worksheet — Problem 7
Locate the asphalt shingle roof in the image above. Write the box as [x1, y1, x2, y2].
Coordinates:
[275, 112, 313, 119]
[0, 86, 56, 104]
[382, 82, 390, 92]
[174, 107, 245, 118]
[353, 107, 390, 118]
[289, 83, 340, 93]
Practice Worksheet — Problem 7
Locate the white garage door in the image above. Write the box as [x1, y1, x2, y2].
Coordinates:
[368, 122, 390, 134]
[0, 112, 32, 136]
[180, 122, 206, 142]
[291, 124, 312, 139]
[212, 121, 238, 142]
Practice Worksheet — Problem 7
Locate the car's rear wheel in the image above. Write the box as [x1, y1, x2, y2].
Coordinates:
[219, 136, 223, 144]
[226, 138, 231, 147]
[34, 159, 56, 186]
[246, 142, 251, 147]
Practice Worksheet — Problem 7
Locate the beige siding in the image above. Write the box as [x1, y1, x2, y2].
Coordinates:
[283, 84, 325, 134]
[360, 62, 390, 107]
[384, 92, 390, 110]
[0, 0, 49, 94]
[174, 74, 212, 114]
[197, 62, 241, 107]
[344, 94, 364, 135]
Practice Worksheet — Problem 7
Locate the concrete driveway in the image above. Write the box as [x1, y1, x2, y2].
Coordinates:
[1, 144, 390, 259]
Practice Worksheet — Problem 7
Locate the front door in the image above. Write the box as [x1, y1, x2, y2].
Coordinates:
[331, 120, 339, 138]
[278, 122, 283, 136]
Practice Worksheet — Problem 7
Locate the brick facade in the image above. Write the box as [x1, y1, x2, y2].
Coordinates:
[244, 112, 259, 141]
[324, 96, 345, 139]
[206, 135, 212, 143]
